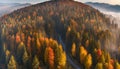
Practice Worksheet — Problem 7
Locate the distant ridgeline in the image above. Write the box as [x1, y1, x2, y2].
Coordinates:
[86, 2, 120, 12]
[0, 0, 120, 69]
[0, 3, 31, 17]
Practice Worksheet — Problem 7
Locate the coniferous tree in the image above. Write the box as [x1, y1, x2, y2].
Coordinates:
[58, 51, 66, 69]
[7, 56, 17, 69]
[95, 62, 103, 69]
[115, 61, 120, 69]
[32, 56, 40, 69]
[79, 46, 87, 64]
[54, 45, 61, 69]
[22, 49, 29, 68]
[17, 42, 26, 64]
[48, 47, 54, 69]
[71, 43, 76, 57]
[44, 47, 49, 64]
[84, 54, 92, 69]
[5, 50, 11, 64]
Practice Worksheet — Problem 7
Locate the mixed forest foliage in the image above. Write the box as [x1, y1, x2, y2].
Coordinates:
[0, 0, 120, 69]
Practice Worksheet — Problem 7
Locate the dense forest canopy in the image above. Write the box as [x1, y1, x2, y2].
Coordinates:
[0, 0, 120, 69]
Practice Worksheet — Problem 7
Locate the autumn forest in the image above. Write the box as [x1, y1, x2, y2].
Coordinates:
[0, 0, 120, 69]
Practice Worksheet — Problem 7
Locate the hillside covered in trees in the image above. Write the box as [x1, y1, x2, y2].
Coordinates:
[0, 0, 120, 69]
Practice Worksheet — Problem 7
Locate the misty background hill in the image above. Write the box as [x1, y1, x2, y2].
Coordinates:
[86, 2, 120, 12]
[86, 2, 120, 27]
[0, 3, 31, 17]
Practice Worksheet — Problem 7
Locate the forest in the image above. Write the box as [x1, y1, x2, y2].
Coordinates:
[0, 0, 120, 69]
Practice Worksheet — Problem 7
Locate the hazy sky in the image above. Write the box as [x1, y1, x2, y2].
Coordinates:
[0, 0, 120, 5]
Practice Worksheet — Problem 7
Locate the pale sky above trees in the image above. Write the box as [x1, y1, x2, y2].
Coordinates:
[0, 0, 119, 5]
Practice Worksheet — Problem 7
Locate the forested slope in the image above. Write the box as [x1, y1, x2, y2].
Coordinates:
[0, 0, 119, 69]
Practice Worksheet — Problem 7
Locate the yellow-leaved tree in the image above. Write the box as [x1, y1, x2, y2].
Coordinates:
[7, 55, 17, 69]
[95, 62, 103, 69]
[115, 61, 120, 69]
[79, 46, 87, 64]
[71, 43, 76, 57]
[58, 51, 66, 69]
[32, 55, 40, 69]
[84, 54, 92, 69]
[104, 62, 113, 69]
